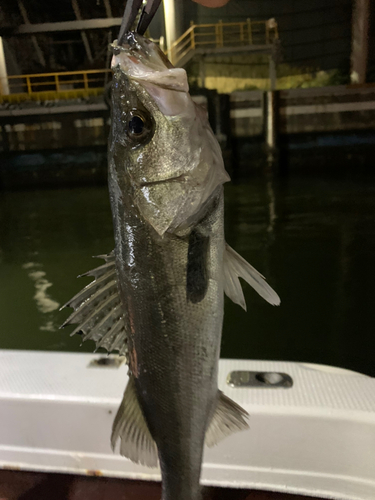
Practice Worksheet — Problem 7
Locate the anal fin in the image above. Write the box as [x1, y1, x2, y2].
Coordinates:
[111, 375, 159, 468]
[205, 391, 249, 447]
[223, 243, 280, 310]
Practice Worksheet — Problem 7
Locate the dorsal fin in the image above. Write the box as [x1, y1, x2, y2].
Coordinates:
[60, 251, 128, 358]
[223, 243, 280, 311]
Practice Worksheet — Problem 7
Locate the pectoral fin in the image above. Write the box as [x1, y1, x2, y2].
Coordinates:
[205, 391, 249, 447]
[111, 375, 158, 468]
[60, 251, 128, 358]
[223, 244, 280, 310]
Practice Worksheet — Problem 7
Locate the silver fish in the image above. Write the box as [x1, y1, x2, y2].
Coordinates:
[62, 32, 280, 500]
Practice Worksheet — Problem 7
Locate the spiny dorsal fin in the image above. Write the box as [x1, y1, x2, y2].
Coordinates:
[205, 391, 249, 447]
[60, 251, 128, 358]
[111, 375, 159, 468]
[223, 243, 280, 311]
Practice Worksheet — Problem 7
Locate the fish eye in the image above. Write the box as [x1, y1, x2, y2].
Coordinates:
[129, 115, 144, 135]
[127, 110, 152, 143]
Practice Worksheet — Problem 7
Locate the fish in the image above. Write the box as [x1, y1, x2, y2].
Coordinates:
[61, 32, 280, 500]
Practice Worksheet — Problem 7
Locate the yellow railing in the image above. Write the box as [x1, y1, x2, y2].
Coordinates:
[168, 19, 279, 65]
[0, 69, 112, 104]
[0, 20, 278, 103]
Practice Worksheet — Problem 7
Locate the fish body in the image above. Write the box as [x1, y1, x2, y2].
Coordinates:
[112, 190, 224, 500]
[62, 32, 280, 500]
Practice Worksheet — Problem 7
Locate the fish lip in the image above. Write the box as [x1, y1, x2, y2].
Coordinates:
[139, 174, 186, 187]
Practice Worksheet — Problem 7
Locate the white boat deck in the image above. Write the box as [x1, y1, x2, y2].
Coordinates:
[0, 350, 374, 500]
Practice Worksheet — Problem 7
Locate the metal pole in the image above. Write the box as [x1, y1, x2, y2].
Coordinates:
[0, 37, 9, 95]
[71, 0, 93, 63]
[199, 57, 206, 88]
[269, 53, 276, 91]
[350, 0, 370, 84]
[103, 0, 112, 18]
[26, 76, 32, 95]
[163, 0, 177, 52]
[190, 22, 195, 50]
[265, 90, 277, 153]
[17, 0, 46, 67]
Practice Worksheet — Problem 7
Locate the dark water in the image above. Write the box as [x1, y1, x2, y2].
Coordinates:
[1, 172, 374, 376]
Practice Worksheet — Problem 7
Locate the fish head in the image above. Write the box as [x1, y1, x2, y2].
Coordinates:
[110, 33, 230, 236]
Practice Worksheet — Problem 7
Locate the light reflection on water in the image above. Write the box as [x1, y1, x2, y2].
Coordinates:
[0, 171, 374, 376]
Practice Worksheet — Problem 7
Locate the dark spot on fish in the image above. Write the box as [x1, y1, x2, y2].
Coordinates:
[186, 230, 209, 304]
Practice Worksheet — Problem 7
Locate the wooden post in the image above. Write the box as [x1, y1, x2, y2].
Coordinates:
[83, 72, 88, 90]
[350, 0, 370, 84]
[55, 74, 60, 92]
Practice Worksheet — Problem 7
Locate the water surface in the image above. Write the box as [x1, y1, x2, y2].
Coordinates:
[0, 173, 374, 375]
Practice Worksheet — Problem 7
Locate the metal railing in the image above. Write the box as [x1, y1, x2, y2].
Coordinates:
[0, 20, 278, 103]
[167, 19, 279, 66]
[0, 69, 112, 103]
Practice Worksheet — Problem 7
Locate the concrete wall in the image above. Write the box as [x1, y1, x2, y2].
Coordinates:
[1, 85, 375, 188]
[1, 85, 374, 154]
[0, 102, 108, 152]
[230, 85, 375, 137]
[188, 55, 344, 94]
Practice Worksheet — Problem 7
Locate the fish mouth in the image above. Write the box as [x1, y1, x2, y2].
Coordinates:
[116, 32, 173, 70]
[139, 174, 186, 187]
[111, 34, 189, 94]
